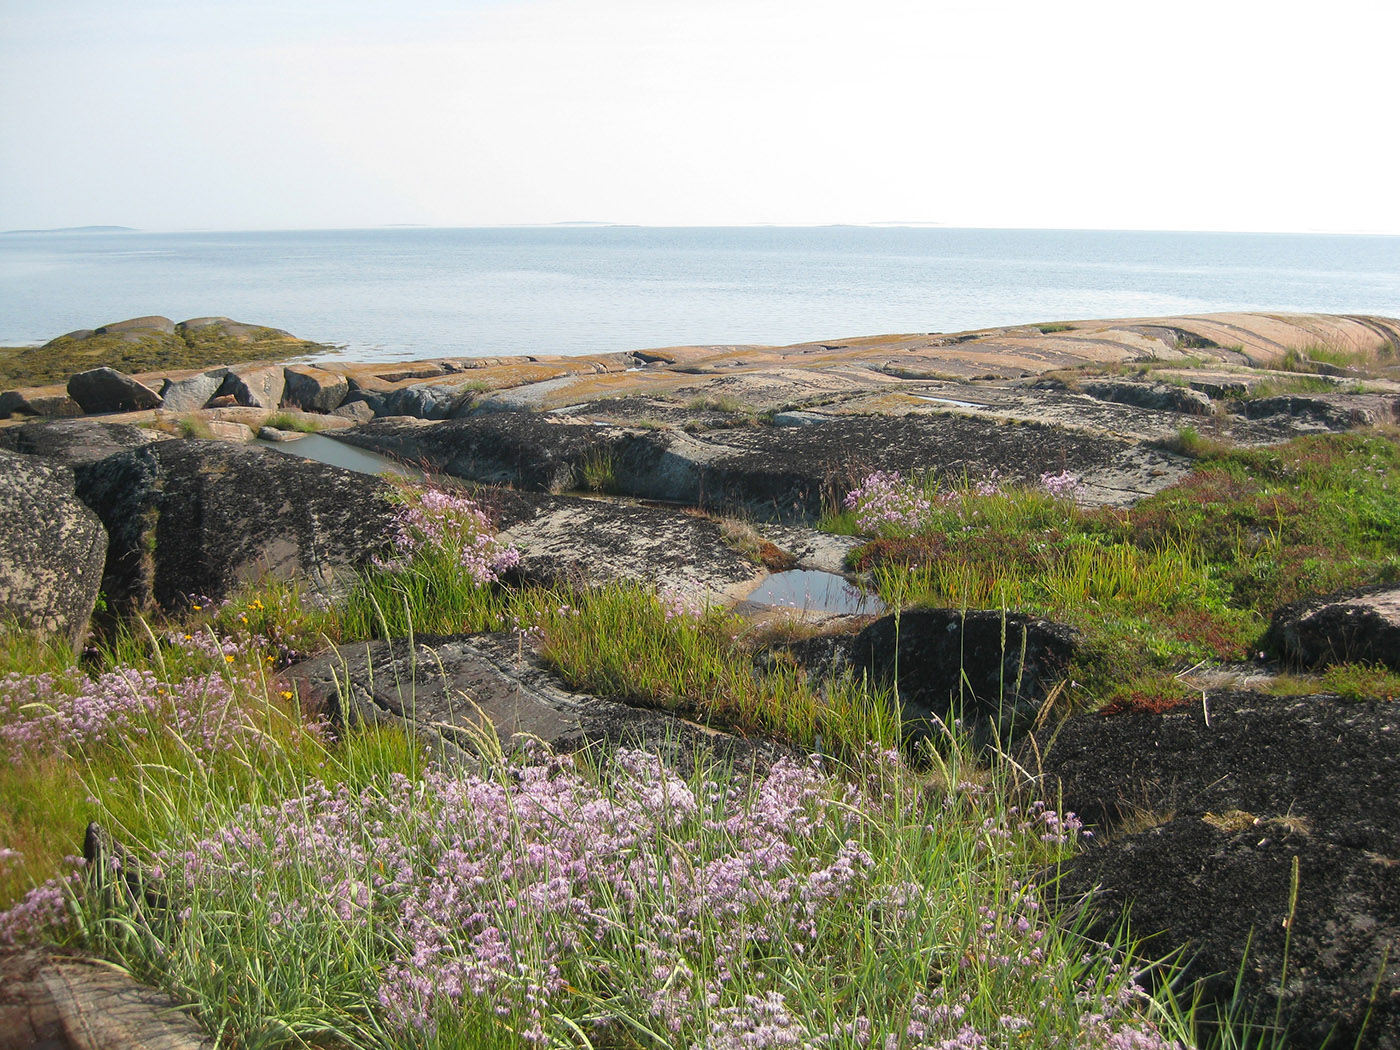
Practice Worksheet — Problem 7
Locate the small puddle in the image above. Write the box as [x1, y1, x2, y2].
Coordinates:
[915, 395, 984, 409]
[253, 433, 424, 479]
[744, 569, 886, 616]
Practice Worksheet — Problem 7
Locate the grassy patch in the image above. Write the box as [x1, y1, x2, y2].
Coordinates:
[1267, 662, 1400, 702]
[575, 446, 619, 493]
[539, 583, 898, 755]
[263, 411, 324, 433]
[838, 429, 1400, 706]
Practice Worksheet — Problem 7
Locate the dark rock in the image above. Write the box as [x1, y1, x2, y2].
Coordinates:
[215, 364, 285, 409]
[1081, 379, 1215, 416]
[66, 367, 162, 414]
[330, 399, 375, 423]
[0, 389, 84, 418]
[288, 633, 793, 777]
[158, 369, 226, 413]
[0, 450, 106, 648]
[847, 608, 1078, 749]
[382, 384, 470, 419]
[0, 418, 166, 467]
[342, 413, 1142, 522]
[1269, 584, 1400, 671]
[340, 414, 621, 493]
[73, 440, 396, 614]
[282, 365, 349, 413]
[1032, 690, 1400, 1050]
[1236, 394, 1398, 430]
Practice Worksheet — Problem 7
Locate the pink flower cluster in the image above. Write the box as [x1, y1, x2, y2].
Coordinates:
[0, 860, 84, 945]
[1039, 470, 1083, 500]
[378, 486, 520, 584]
[0, 666, 266, 760]
[658, 581, 707, 621]
[844, 471, 931, 536]
[121, 744, 1178, 1048]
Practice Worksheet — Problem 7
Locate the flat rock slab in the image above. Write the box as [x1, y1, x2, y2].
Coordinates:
[288, 633, 792, 777]
[0, 947, 212, 1050]
[0, 418, 169, 467]
[488, 489, 768, 604]
[1029, 690, 1400, 1049]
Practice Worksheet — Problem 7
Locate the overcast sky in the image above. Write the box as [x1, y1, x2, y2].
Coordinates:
[3, 0, 1398, 234]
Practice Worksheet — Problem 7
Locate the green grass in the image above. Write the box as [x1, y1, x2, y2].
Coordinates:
[840, 429, 1400, 707]
[1267, 663, 1400, 702]
[538, 583, 900, 755]
[686, 393, 748, 414]
[575, 446, 619, 493]
[264, 411, 325, 433]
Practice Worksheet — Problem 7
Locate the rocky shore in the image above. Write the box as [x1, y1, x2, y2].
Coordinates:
[4, 309, 1400, 1047]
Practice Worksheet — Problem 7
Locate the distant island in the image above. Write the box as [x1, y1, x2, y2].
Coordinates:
[2, 225, 137, 235]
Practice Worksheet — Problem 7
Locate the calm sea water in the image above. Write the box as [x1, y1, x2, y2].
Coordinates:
[2, 226, 1397, 363]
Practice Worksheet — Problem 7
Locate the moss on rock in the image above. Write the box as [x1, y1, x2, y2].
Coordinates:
[0, 316, 326, 387]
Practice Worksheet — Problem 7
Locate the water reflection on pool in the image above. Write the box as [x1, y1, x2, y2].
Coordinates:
[744, 569, 885, 616]
[253, 433, 423, 479]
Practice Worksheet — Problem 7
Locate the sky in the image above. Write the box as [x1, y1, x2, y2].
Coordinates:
[2, 0, 1399, 235]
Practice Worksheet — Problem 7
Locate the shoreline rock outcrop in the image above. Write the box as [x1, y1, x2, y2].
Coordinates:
[72, 440, 398, 615]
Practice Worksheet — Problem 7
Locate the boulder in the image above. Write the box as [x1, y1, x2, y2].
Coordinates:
[66, 367, 162, 414]
[330, 400, 375, 423]
[0, 450, 107, 648]
[257, 426, 302, 442]
[339, 414, 623, 494]
[0, 944, 213, 1050]
[0, 390, 84, 419]
[0, 418, 166, 467]
[1269, 584, 1400, 671]
[282, 366, 349, 413]
[1031, 690, 1400, 1050]
[216, 364, 285, 409]
[847, 609, 1078, 750]
[158, 369, 227, 413]
[288, 632, 792, 777]
[73, 440, 397, 614]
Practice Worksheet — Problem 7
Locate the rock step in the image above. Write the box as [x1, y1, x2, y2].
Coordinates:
[0, 947, 212, 1050]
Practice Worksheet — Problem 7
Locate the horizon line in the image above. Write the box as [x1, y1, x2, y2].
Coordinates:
[7, 221, 1400, 238]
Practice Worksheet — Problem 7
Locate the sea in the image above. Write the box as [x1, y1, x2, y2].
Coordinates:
[2, 226, 1398, 364]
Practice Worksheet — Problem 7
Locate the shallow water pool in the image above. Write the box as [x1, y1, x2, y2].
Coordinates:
[744, 569, 885, 616]
[253, 433, 423, 479]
